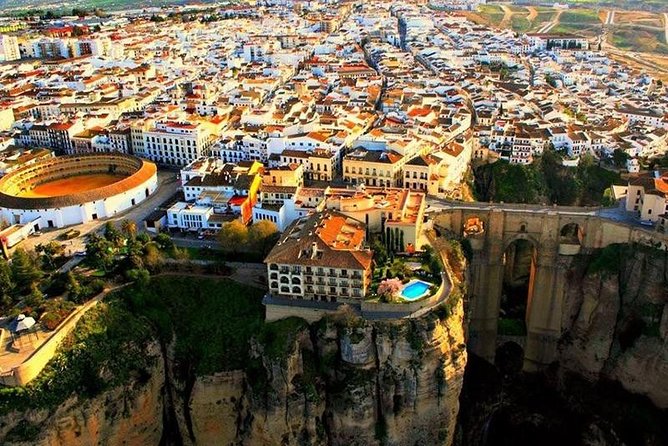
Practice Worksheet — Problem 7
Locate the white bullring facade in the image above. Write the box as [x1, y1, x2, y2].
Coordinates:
[0, 154, 158, 229]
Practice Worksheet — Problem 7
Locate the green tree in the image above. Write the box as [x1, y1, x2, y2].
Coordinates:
[142, 243, 163, 272]
[218, 220, 248, 252]
[372, 239, 388, 266]
[64, 271, 82, 302]
[0, 257, 14, 309]
[85, 233, 115, 272]
[612, 149, 630, 168]
[248, 220, 279, 255]
[126, 268, 150, 288]
[154, 233, 174, 251]
[120, 219, 137, 240]
[36, 241, 64, 270]
[25, 284, 44, 308]
[11, 249, 43, 294]
[104, 222, 124, 248]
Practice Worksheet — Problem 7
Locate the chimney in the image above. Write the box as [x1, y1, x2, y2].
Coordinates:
[311, 242, 318, 259]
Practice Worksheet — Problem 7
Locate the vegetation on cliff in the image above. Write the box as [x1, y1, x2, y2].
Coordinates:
[122, 276, 265, 374]
[0, 300, 155, 416]
[474, 152, 620, 205]
[0, 276, 266, 417]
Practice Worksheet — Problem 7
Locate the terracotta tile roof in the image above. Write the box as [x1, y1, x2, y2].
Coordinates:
[264, 210, 372, 271]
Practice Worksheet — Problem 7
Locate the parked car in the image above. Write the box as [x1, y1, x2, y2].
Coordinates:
[60, 229, 81, 240]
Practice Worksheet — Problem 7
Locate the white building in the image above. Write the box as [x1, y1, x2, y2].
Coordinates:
[141, 121, 213, 166]
[0, 35, 20, 62]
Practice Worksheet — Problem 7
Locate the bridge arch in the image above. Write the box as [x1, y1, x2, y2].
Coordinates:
[503, 232, 540, 251]
[498, 236, 539, 348]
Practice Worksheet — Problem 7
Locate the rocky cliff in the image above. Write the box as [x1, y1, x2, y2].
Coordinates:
[0, 299, 467, 446]
[558, 243, 668, 408]
[456, 243, 668, 446]
[0, 340, 165, 446]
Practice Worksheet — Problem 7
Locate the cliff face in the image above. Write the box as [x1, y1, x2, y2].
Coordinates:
[0, 299, 467, 446]
[558, 245, 668, 408]
[0, 341, 165, 446]
[181, 303, 467, 446]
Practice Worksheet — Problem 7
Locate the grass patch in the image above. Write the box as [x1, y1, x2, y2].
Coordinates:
[498, 318, 527, 336]
[560, 9, 602, 24]
[122, 276, 265, 374]
[511, 15, 532, 33]
[587, 244, 624, 274]
[477, 4, 505, 26]
[257, 317, 309, 360]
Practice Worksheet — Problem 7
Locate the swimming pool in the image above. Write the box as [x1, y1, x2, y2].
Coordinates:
[400, 280, 432, 301]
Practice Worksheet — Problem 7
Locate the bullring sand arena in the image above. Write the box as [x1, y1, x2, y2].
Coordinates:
[0, 153, 158, 228]
[17, 174, 125, 198]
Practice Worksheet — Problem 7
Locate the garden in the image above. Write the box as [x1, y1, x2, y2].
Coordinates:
[367, 242, 444, 304]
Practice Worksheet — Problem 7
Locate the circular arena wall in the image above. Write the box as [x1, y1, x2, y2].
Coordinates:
[0, 154, 158, 229]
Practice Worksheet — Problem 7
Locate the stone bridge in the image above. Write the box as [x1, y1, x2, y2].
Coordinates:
[429, 200, 668, 371]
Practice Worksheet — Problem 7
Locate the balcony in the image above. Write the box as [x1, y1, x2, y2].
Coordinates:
[315, 270, 326, 277]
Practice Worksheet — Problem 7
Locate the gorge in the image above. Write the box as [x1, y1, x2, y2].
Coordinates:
[0, 233, 666, 445]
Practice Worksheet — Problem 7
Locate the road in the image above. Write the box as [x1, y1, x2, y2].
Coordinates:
[536, 9, 562, 34]
[499, 4, 514, 29]
[605, 10, 615, 26]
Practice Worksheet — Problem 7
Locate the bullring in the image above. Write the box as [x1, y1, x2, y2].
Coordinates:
[0, 153, 158, 229]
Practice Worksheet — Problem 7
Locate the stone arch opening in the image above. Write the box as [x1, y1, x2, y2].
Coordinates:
[499, 237, 538, 339]
[463, 215, 486, 250]
[559, 222, 582, 244]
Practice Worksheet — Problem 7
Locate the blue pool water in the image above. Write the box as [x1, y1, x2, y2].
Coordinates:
[401, 281, 430, 301]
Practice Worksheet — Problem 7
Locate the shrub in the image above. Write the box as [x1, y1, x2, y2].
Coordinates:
[378, 278, 402, 300]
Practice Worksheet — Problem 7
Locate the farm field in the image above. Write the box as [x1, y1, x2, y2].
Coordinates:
[610, 29, 668, 55]
[474, 4, 560, 33]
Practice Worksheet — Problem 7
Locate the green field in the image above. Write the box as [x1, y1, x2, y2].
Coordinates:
[510, 0, 665, 11]
[560, 9, 602, 24]
[611, 28, 668, 55]
[478, 4, 506, 26]
[0, 275, 268, 416]
[533, 8, 557, 25]
[511, 15, 532, 33]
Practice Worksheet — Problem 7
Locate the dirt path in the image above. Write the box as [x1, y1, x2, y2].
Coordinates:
[526, 6, 538, 22]
[537, 9, 562, 34]
[499, 4, 514, 29]
[664, 13, 668, 44]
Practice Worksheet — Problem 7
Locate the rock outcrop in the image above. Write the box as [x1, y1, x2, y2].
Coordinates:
[0, 341, 164, 446]
[0, 299, 467, 446]
[558, 245, 668, 408]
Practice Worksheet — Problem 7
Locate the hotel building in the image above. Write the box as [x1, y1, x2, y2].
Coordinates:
[265, 210, 373, 303]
